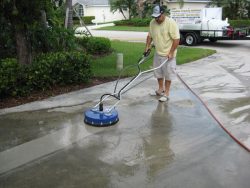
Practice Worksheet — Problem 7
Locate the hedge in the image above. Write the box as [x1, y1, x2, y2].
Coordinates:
[76, 36, 112, 55]
[114, 18, 151, 27]
[83, 16, 95, 24]
[114, 18, 250, 28]
[0, 52, 92, 98]
[229, 20, 250, 28]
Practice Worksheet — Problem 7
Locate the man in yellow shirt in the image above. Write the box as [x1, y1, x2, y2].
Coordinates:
[145, 5, 180, 102]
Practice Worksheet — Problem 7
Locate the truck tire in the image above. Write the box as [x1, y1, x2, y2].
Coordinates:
[194, 33, 202, 44]
[185, 33, 197, 46]
[179, 33, 185, 45]
[209, 38, 217, 43]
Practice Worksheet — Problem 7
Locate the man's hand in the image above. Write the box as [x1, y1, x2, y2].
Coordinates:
[167, 38, 180, 59]
[143, 49, 151, 57]
[167, 52, 174, 59]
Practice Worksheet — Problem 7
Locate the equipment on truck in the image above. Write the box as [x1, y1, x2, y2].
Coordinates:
[170, 8, 250, 45]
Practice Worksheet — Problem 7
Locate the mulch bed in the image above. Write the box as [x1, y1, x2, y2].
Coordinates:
[0, 78, 117, 109]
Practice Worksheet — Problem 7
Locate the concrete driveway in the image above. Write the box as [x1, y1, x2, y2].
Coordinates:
[0, 28, 249, 188]
[178, 40, 250, 150]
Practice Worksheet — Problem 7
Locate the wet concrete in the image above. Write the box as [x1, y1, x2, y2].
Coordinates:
[178, 40, 250, 149]
[0, 76, 250, 188]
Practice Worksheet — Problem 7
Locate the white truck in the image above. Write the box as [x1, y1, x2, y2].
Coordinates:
[170, 8, 250, 45]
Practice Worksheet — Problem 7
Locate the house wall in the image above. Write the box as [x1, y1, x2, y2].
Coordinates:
[167, 2, 209, 10]
[84, 6, 129, 23]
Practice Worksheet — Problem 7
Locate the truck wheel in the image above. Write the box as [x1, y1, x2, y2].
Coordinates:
[209, 38, 217, 43]
[185, 33, 197, 46]
[179, 34, 185, 45]
[194, 33, 202, 44]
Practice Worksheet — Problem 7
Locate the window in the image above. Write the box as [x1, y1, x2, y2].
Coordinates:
[78, 5, 84, 17]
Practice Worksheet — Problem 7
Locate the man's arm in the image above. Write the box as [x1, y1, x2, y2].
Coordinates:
[168, 38, 180, 59]
[145, 34, 152, 52]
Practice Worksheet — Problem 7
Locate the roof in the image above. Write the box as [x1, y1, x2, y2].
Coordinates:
[73, 0, 109, 6]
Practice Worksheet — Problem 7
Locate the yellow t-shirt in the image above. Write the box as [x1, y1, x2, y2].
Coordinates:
[149, 17, 180, 57]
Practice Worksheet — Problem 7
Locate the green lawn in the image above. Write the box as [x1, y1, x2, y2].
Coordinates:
[92, 40, 216, 78]
[96, 26, 149, 32]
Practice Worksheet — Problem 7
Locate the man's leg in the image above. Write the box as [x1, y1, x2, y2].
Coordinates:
[163, 57, 176, 97]
[158, 79, 170, 102]
[157, 78, 164, 92]
[164, 80, 171, 96]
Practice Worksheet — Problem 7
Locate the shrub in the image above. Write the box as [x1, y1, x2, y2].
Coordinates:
[33, 51, 92, 86]
[114, 20, 132, 26]
[29, 25, 77, 54]
[0, 58, 21, 96]
[77, 36, 112, 55]
[114, 18, 151, 27]
[0, 52, 92, 98]
[83, 16, 95, 24]
[130, 18, 151, 26]
[86, 37, 111, 55]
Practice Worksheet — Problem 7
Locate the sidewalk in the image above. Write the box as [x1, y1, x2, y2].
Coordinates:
[75, 23, 148, 42]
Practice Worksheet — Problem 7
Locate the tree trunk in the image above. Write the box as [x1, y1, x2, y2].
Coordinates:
[40, 10, 47, 28]
[15, 28, 31, 65]
[137, 0, 144, 18]
[65, 0, 73, 29]
[119, 8, 127, 19]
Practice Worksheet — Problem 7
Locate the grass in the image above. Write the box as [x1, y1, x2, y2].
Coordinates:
[96, 26, 149, 32]
[177, 46, 216, 65]
[92, 40, 216, 77]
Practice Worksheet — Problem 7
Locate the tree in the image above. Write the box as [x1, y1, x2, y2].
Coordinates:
[109, 0, 127, 19]
[0, 0, 46, 64]
[0, 0, 69, 64]
[209, 0, 250, 19]
[109, 0, 135, 19]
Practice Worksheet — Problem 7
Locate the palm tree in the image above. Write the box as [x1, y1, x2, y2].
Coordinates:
[109, 0, 127, 19]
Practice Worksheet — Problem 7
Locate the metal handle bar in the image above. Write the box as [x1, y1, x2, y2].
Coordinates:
[93, 55, 150, 111]
[118, 58, 168, 97]
[93, 56, 168, 113]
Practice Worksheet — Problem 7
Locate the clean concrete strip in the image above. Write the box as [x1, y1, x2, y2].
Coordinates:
[0, 122, 103, 174]
[90, 30, 148, 42]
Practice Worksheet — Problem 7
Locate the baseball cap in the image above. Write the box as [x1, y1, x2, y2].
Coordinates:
[152, 5, 161, 18]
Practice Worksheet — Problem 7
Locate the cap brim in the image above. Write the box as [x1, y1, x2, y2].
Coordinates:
[152, 13, 161, 18]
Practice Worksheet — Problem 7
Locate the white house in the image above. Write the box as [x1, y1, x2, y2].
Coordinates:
[72, 0, 211, 24]
[72, 0, 129, 23]
[165, 0, 211, 9]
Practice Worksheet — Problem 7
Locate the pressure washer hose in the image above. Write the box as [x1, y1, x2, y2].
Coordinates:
[176, 73, 250, 152]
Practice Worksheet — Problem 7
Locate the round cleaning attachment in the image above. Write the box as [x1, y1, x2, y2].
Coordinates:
[84, 107, 119, 127]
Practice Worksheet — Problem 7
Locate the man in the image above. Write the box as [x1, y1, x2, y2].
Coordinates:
[145, 5, 180, 102]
